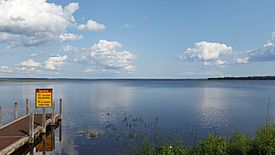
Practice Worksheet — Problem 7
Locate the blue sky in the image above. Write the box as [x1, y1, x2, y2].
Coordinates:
[0, 0, 275, 78]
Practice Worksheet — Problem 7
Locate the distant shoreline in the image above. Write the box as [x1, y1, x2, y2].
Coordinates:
[207, 76, 275, 80]
[0, 76, 275, 81]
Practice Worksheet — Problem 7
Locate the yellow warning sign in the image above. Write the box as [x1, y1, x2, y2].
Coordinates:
[36, 89, 52, 108]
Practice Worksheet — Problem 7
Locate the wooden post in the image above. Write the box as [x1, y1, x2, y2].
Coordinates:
[29, 144, 34, 155]
[59, 98, 62, 118]
[51, 101, 55, 125]
[42, 133, 46, 155]
[0, 106, 2, 127]
[42, 107, 46, 133]
[59, 123, 62, 142]
[25, 99, 29, 115]
[51, 127, 56, 150]
[14, 102, 18, 120]
[29, 112, 34, 143]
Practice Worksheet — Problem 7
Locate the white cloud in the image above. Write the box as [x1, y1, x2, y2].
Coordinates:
[237, 31, 275, 63]
[264, 31, 275, 47]
[78, 19, 106, 31]
[264, 41, 273, 47]
[0, 0, 79, 47]
[45, 55, 68, 70]
[84, 68, 93, 73]
[64, 2, 79, 15]
[30, 53, 38, 57]
[180, 41, 233, 62]
[60, 33, 83, 42]
[235, 57, 249, 64]
[20, 59, 40, 67]
[77, 40, 136, 72]
[63, 45, 79, 52]
[0, 66, 13, 73]
[248, 45, 275, 62]
[215, 60, 226, 65]
[182, 70, 225, 77]
[17, 59, 40, 72]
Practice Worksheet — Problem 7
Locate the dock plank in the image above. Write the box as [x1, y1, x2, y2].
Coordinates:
[0, 114, 59, 154]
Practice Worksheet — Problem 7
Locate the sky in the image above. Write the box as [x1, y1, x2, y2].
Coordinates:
[0, 0, 275, 78]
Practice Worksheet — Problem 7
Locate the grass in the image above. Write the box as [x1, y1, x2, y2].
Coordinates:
[96, 98, 275, 155]
[101, 112, 275, 154]
[99, 111, 275, 155]
[130, 124, 275, 155]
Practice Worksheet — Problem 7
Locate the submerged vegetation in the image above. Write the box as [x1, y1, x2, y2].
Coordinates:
[77, 111, 275, 155]
[78, 98, 274, 155]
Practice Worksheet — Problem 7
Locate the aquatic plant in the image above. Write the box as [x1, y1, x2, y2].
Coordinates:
[79, 105, 275, 155]
[255, 124, 275, 155]
[227, 131, 253, 155]
[78, 128, 103, 139]
[193, 135, 227, 155]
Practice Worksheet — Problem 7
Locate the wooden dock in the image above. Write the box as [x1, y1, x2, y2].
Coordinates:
[0, 98, 62, 155]
[0, 113, 61, 154]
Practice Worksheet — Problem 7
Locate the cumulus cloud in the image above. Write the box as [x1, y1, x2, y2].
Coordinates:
[215, 60, 226, 65]
[236, 31, 275, 64]
[248, 45, 275, 62]
[60, 33, 83, 42]
[235, 57, 249, 64]
[63, 45, 79, 52]
[20, 59, 40, 67]
[0, 0, 79, 47]
[77, 40, 136, 72]
[78, 19, 106, 31]
[1, 56, 68, 74]
[180, 41, 233, 63]
[84, 68, 93, 73]
[64, 2, 79, 15]
[89, 40, 135, 71]
[45, 55, 68, 70]
[19, 59, 40, 72]
[0, 66, 13, 73]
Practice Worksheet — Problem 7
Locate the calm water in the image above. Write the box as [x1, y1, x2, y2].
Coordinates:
[0, 80, 275, 154]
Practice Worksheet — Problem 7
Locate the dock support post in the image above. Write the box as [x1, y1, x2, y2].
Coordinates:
[59, 123, 62, 142]
[42, 107, 46, 133]
[14, 102, 18, 120]
[25, 99, 29, 115]
[51, 127, 56, 150]
[51, 101, 55, 125]
[0, 107, 2, 127]
[29, 111, 34, 143]
[59, 98, 62, 119]
[42, 134, 46, 155]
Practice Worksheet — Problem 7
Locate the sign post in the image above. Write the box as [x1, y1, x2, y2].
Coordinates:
[36, 89, 53, 134]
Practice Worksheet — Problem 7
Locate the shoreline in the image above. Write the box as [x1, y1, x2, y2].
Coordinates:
[0, 76, 275, 82]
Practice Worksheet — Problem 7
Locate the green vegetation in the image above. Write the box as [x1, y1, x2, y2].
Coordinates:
[80, 109, 274, 155]
[130, 124, 275, 155]
[254, 125, 275, 155]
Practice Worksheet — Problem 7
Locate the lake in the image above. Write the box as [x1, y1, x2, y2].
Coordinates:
[0, 80, 274, 154]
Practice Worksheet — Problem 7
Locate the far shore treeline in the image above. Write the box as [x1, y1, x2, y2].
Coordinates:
[208, 76, 275, 80]
[0, 76, 275, 81]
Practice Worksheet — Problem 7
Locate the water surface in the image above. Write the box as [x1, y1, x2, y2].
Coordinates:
[0, 80, 274, 154]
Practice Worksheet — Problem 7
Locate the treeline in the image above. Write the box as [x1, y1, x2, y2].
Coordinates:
[208, 76, 275, 80]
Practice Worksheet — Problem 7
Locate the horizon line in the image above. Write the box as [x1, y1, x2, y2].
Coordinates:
[0, 76, 275, 81]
